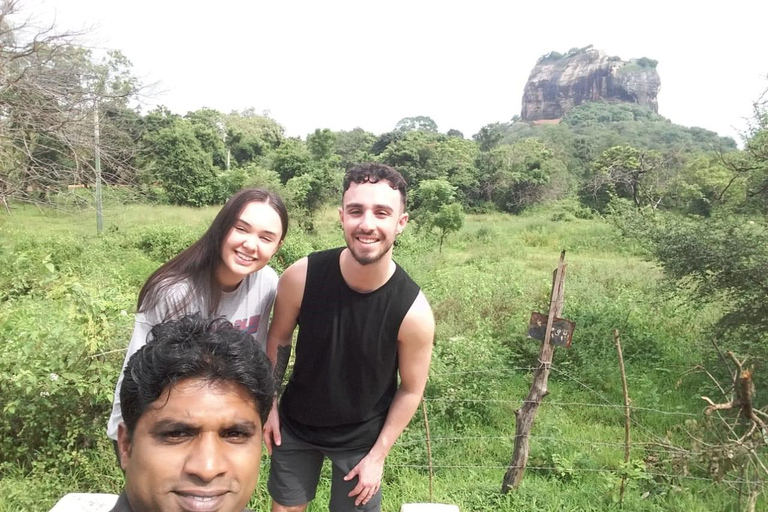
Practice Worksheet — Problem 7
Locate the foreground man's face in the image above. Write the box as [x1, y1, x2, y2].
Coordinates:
[118, 379, 262, 512]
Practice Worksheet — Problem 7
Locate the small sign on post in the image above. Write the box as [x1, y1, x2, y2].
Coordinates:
[527, 312, 575, 348]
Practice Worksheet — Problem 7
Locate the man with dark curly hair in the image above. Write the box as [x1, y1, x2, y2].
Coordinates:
[264, 163, 435, 512]
[111, 314, 275, 512]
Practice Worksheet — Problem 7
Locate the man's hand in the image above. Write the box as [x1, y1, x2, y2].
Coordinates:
[262, 399, 281, 455]
[344, 451, 385, 506]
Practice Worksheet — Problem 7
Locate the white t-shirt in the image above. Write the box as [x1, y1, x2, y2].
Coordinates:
[106, 267, 278, 440]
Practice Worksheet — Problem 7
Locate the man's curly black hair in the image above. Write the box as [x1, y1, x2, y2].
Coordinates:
[120, 314, 274, 438]
[343, 163, 408, 207]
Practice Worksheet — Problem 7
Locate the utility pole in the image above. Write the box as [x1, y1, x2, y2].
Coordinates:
[94, 105, 103, 233]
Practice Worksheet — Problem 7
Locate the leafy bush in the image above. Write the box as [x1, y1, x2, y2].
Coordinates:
[271, 231, 315, 274]
[127, 224, 203, 261]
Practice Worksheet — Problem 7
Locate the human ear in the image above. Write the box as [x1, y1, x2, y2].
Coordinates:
[396, 212, 409, 234]
[116, 423, 132, 471]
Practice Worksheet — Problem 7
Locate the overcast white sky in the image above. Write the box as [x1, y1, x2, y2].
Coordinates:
[29, 0, 768, 142]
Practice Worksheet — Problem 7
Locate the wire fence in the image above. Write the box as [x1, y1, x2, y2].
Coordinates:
[399, 363, 768, 493]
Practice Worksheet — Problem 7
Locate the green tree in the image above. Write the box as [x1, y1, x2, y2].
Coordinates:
[433, 202, 464, 252]
[667, 154, 742, 216]
[371, 131, 404, 155]
[0, 5, 141, 209]
[584, 145, 672, 211]
[412, 179, 465, 251]
[145, 121, 217, 206]
[473, 122, 509, 151]
[476, 138, 564, 213]
[224, 109, 285, 167]
[395, 116, 438, 133]
[334, 128, 376, 169]
[307, 128, 337, 161]
[378, 131, 444, 184]
[719, 88, 768, 213]
[270, 139, 314, 183]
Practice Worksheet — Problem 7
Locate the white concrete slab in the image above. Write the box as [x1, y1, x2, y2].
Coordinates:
[400, 504, 460, 512]
[49, 493, 119, 512]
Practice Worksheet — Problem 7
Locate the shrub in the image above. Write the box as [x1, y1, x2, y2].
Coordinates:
[128, 224, 203, 261]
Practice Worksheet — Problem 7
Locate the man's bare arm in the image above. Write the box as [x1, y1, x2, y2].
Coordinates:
[263, 257, 307, 453]
[344, 291, 435, 505]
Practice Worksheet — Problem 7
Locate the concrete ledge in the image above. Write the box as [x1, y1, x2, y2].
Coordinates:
[49, 493, 119, 512]
[400, 504, 460, 512]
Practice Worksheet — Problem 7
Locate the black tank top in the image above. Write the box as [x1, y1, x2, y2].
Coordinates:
[280, 247, 420, 448]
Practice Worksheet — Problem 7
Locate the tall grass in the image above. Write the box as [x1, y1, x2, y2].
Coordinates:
[0, 203, 761, 512]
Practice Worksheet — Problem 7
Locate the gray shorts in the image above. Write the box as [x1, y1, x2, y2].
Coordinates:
[267, 424, 382, 512]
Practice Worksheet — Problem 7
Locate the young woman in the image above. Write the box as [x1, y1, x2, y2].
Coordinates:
[107, 188, 288, 441]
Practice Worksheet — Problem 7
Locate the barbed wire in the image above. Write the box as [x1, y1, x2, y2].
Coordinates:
[429, 367, 540, 377]
[395, 435, 707, 455]
[421, 397, 699, 417]
[385, 463, 764, 487]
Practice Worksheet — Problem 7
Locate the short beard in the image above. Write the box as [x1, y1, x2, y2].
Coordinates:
[346, 236, 393, 266]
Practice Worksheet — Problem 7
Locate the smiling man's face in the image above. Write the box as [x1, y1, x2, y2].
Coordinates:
[339, 180, 408, 266]
[117, 379, 262, 512]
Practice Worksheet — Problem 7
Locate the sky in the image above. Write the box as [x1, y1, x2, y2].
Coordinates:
[27, 0, 768, 142]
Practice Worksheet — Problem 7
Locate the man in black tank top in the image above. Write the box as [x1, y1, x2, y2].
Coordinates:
[264, 164, 435, 512]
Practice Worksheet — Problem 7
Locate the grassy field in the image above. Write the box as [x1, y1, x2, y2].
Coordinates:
[0, 201, 762, 511]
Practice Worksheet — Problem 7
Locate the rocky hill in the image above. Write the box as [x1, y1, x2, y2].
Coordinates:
[521, 46, 661, 122]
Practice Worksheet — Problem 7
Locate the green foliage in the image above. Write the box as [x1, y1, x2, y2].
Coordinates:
[666, 154, 742, 215]
[225, 109, 285, 166]
[1, 203, 761, 511]
[634, 57, 658, 69]
[0, 231, 130, 472]
[536, 51, 564, 64]
[476, 138, 565, 213]
[395, 115, 438, 133]
[412, 179, 465, 251]
[650, 214, 768, 364]
[583, 145, 670, 211]
[433, 203, 464, 251]
[563, 102, 664, 126]
[377, 132, 479, 207]
[307, 128, 338, 161]
[270, 139, 314, 183]
[535, 45, 594, 65]
[273, 133, 344, 231]
[128, 224, 203, 261]
[333, 128, 376, 169]
[144, 121, 218, 206]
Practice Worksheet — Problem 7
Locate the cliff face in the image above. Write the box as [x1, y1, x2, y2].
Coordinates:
[521, 47, 661, 121]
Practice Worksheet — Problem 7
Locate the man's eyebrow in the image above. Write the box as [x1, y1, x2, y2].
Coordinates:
[149, 419, 198, 433]
[344, 203, 394, 211]
[224, 420, 258, 433]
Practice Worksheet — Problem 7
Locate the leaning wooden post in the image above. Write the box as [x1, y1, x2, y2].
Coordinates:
[502, 250, 573, 492]
[421, 399, 434, 502]
[614, 329, 631, 507]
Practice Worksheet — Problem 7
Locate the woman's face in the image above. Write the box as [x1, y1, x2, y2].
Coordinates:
[217, 201, 283, 291]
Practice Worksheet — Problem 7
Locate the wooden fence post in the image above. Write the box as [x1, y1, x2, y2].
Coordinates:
[421, 399, 434, 502]
[614, 329, 631, 506]
[502, 250, 569, 492]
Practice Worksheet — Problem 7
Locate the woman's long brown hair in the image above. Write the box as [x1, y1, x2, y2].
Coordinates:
[137, 188, 288, 320]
